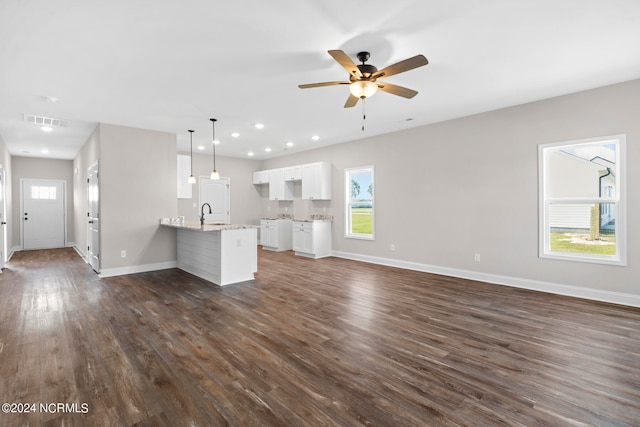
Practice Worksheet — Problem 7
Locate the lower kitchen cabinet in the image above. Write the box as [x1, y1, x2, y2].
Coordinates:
[260, 219, 292, 251]
[292, 220, 331, 258]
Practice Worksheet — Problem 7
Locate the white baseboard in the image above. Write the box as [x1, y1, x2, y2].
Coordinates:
[331, 251, 640, 308]
[99, 261, 178, 278]
[69, 243, 88, 262]
[8, 246, 20, 260]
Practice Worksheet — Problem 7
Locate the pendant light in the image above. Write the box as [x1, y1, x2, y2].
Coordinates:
[210, 118, 220, 180]
[188, 129, 196, 184]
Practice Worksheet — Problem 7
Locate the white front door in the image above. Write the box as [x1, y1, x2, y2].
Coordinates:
[87, 162, 100, 272]
[22, 179, 66, 250]
[199, 177, 230, 223]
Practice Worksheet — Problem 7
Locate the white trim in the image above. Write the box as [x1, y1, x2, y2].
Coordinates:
[8, 246, 19, 260]
[99, 261, 178, 278]
[345, 165, 375, 240]
[332, 250, 640, 308]
[538, 134, 626, 266]
[70, 243, 88, 262]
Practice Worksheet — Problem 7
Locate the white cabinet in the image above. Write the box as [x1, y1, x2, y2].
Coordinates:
[261, 219, 293, 251]
[269, 169, 294, 201]
[253, 170, 270, 184]
[301, 162, 331, 200]
[177, 155, 192, 199]
[283, 165, 302, 181]
[292, 220, 331, 258]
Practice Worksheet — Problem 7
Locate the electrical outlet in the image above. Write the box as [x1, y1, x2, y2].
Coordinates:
[390, 244, 395, 251]
[474, 253, 481, 262]
[121, 250, 127, 258]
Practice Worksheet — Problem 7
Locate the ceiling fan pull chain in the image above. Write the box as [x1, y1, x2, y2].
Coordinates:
[362, 98, 366, 131]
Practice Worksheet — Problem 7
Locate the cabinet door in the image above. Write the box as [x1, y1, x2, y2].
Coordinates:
[269, 169, 294, 200]
[284, 166, 302, 181]
[301, 164, 316, 199]
[302, 226, 313, 253]
[268, 223, 279, 247]
[253, 170, 270, 184]
[293, 223, 305, 251]
[260, 221, 270, 246]
[302, 162, 331, 200]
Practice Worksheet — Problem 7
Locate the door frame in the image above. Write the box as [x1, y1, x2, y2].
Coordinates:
[198, 176, 231, 224]
[0, 164, 5, 267]
[87, 161, 100, 273]
[20, 178, 67, 250]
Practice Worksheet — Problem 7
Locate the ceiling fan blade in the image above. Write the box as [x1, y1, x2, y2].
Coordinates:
[344, 94, 359, 108]
[377, 82, 418, 99]
[373, 54, 428, 80]
[328, 50, 362, 78]
[298, 81, 349, 89]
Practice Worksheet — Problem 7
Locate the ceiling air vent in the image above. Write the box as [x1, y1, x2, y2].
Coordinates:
[23, 114, 70, 128]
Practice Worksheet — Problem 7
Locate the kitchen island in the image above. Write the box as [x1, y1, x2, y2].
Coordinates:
[161, 221, 258, 286]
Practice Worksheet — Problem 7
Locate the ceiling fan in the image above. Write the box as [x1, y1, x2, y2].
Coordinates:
[298, 50, 429, 108]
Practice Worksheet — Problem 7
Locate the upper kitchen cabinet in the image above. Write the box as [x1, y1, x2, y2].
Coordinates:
[269, 168, 294, 201]
[302, 162, 331, 200]
[283, 165, 302, 181]
[177, 155, 192, 198]
[253, 170, 270, 184]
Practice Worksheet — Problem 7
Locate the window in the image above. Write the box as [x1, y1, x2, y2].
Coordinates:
[345, 166, 374, 239]
[31, 186, 57, 200]
[539, 135, 626, 265]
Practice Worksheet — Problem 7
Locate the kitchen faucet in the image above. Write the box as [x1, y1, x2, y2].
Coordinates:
[200, 203, 212, 225]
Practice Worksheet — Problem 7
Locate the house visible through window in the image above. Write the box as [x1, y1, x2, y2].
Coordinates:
[539, 135, 626, 265]
[345, 166, 374, 240]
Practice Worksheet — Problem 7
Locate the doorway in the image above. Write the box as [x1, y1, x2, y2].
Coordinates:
[199, 177, 230, 223]
[87, 162, 100, 273]
[0, 164, 6, 268]
[21, 178, 66, 250]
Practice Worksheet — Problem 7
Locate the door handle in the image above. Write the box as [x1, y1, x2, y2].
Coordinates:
[89, 220, 94, 224]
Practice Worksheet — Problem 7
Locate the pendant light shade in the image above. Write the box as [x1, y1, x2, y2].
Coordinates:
[210, 118, 220, 180]
[188, 130, 196, 184]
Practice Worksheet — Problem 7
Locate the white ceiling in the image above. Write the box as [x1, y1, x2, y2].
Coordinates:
[1, 0, 639, 161]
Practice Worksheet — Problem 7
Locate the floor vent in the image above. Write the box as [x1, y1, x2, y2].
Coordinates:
[23, 114, 70, 128]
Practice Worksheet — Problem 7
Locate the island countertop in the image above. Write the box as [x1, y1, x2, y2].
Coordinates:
[160, 221, 259, 232]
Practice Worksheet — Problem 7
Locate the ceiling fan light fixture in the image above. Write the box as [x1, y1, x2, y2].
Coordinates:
[349, 80, 378, 99]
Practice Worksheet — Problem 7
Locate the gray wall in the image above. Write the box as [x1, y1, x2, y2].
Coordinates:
[11, 156, 75, 249]
[260, 79, 639, 297]
[98, 123, 178, 270]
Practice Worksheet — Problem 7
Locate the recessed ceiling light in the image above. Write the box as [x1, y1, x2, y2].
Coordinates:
[197, 145, 205, 150]
[265, 147, 272, 152]
[41, 126, 53, 132]
[312, 135, 320, 141]
[247, 151, 254, 157]
[41, 149, 49, 154]
[213, 139, 220, 145]
[231, 132, 240, 138]
[286, 141, 294, 147]
[45, 96, 58, 103]
[254, 123, 264, 130]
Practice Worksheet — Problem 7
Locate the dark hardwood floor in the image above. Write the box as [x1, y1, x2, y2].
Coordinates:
[0, 247, 639, 426]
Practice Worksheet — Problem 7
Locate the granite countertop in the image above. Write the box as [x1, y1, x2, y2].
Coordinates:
[293, 215, 333, 223]
[161, 221, 259, 232]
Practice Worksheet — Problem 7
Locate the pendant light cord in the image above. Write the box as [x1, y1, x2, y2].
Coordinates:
[210, 118, 217, 171]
